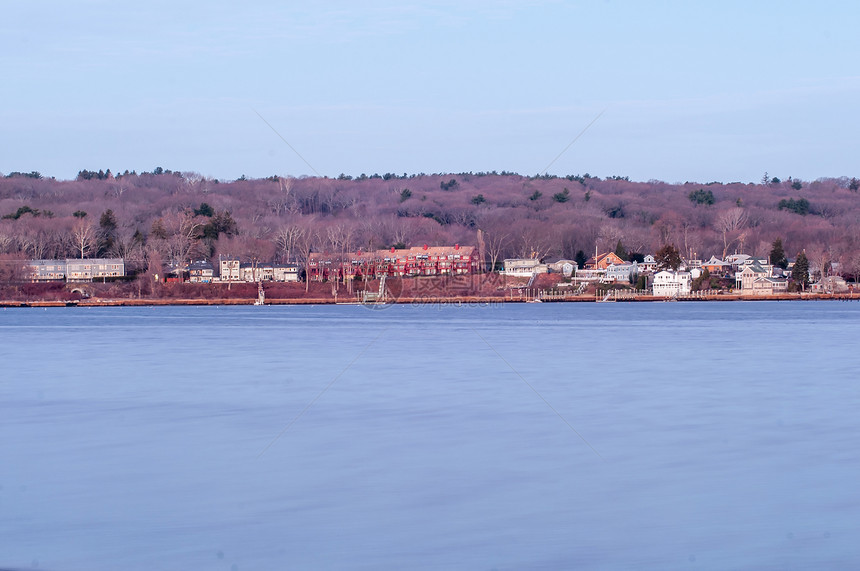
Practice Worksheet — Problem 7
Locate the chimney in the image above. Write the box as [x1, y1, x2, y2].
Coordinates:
[390, 247, 395, 252]
[455, 244, 459, 250]
[423, 244, 428, 250]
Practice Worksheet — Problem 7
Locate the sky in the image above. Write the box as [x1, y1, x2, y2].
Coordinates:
[2, 0, 858, 183]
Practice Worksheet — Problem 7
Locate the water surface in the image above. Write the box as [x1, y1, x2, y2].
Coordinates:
[1, 302, 858, 569]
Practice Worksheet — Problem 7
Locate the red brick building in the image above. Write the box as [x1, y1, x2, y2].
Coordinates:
[308, 245, 479, 281]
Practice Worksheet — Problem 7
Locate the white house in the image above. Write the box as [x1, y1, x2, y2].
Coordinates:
[639, 254, 657, 273]
[219, 257, 241, 281]
[272, 264, 300, 282]
[652, 270, 692, 297]
[240, 264, 274, 282]
[503, 258, 548, 277]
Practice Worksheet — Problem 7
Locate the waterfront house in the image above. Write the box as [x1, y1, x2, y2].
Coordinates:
[29, 259, 66, 282]
[211, 259, 300, 283]
[219, 257, 241, 281]
[751, 276, 789, 295]
[272, 264, 300, 282]
[811, 276, 849, 293]
[702, 256, 731, 276]
[503, 258, 548, 277]
[735, 260, 791, 294]
[652, 270, 692, 297]
[240, 263, 275, 283]
[548, 260, 577, 277]
[187, 261, 215, 283]
[736, 262, 772, 291]
[602, 262, 638, 284]
[65, 258, 125, 282]
[28, 258, 124, 283]
[639, 255, 657, 274]
[584, 252, 625, 270]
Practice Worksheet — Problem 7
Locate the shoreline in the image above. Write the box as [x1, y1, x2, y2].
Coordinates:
[2, 292, 858, 308]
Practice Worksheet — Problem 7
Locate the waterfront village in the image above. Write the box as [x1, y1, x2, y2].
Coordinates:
[24, 242, 852, 301]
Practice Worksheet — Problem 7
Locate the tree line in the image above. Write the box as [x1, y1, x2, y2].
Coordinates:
[1, 170, 859, 282]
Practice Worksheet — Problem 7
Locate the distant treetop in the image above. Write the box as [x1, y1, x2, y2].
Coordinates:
[688, 188, 715, 206]
[5, 171, 42, 179]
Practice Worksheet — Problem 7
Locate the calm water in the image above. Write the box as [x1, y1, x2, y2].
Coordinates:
[1, 302, 859, 570]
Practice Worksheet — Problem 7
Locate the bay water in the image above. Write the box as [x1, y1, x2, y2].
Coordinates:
[1, 302, 858, 569]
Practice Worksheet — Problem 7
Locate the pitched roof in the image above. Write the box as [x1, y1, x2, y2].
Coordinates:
[310, 245, 477, 262]
[397, 245, 476, 257]
[585, 252, 624, 265]
[741, 262, 767, 273]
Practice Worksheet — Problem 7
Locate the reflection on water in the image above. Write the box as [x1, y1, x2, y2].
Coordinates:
[1, 302, 858, 569]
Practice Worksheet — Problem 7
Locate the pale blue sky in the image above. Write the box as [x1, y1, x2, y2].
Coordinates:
[2, 1, 858, 182]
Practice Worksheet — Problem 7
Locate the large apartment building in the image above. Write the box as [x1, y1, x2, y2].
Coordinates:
[30, 258, 125, 282]
[308, 244, 479, 281]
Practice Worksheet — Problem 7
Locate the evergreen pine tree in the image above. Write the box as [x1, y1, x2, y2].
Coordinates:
[575, 250, 587, 269]
[614, 240, 628, 261]
[791, 251, 809, 289]
[769, 238, 788, 269]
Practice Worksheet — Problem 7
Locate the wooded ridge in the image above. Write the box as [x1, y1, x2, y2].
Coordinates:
[1, 169, 858, 280]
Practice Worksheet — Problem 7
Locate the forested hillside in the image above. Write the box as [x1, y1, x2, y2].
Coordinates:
[1, 169, 859, 278]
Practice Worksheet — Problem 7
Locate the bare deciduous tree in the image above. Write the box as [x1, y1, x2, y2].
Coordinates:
[596, 223, 624, 255]
[481, 229, 510, 272]
[109, 227, 146, 273]
[715, 207, 748, 258]
[274, 222, 306, 263]
[807, 243, 833, 288]
[71, 219, 98, 259]
[294, 223, 320, 293]
[0, 231, 16, 254]
[326, 222, 356, 285]
[512, 221, 555, 260]
[160, 211, 205, 267]
[0, 254, 28, 283]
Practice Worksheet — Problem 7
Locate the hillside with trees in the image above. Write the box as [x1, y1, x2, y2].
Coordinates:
[1, 169, 859, 281]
